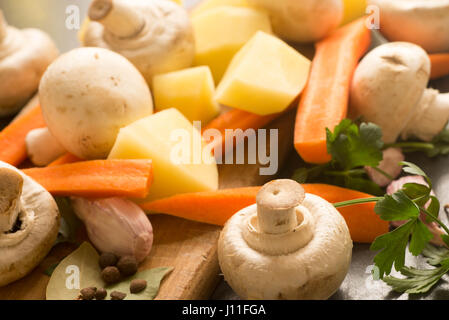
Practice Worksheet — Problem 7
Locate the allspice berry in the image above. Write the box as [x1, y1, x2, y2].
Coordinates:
[80, 287, 97, 300]
[117, 256, 138, 277]
[130, 279, 147, 294]
[101, 266, 121, 284]
[99, 252, 118, 269]
[110, 291, 127, 300]
[95, 288, 107, 300]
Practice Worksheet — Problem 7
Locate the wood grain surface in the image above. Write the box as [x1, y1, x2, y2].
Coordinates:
[0, 108, 296, 300]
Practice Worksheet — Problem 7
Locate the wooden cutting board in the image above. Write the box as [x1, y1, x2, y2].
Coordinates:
[0, 108, 296, 300]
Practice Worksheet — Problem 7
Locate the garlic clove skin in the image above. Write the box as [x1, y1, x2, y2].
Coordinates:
[365, 148, 404, 187]
[71, 197, 153, 263]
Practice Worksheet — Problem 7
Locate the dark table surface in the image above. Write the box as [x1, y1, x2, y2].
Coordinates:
[2, 0, 449, 300]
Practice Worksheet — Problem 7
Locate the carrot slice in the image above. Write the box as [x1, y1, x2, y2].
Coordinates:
[48, 153, 82, 167]
[429, 53, 449, 80]
[202, 109, 282, 154]
[294, 18, 371, 164]
[23, 159, 153, 198]
[0, 104, 46, 166]
[140, 183, 388, 243]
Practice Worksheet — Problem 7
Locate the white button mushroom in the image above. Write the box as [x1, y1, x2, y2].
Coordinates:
[246, 0, 343, 43]
[0, 9, 58, 117]
[350, 42, 449, 144]
[82, 0, 195, 85]
[39, 47, 153, 160]
[369, 0, 449, 53]
[0, 162, 60, 287]
[218, 180, 352, 300]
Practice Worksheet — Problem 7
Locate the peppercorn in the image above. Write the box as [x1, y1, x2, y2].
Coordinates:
[101, 266, 121, 284]
[80, 287, 96, 300]
[99, 252, 118, 269]
[95, 288, 107, 300]
[117, 256, 138, 277]
[130, 279, 147, 294]
[110, 291, 127, 300]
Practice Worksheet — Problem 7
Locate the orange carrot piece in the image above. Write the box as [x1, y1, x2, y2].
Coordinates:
[294, 18, 371, 164]
[303, 184, 389, 244]
[140, 183, 388, 243]
[23, 159, 153, 198]
[141, 187, 260, 226]
[203, 109, 282, 154]
[429, 53, 449, 80]
[48, 153, 82, 167]
[0, 104, 46, 166]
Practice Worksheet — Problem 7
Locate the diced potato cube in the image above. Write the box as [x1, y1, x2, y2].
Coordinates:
[215, 31, 311, 115]
[191, 0, 251, 17]
[192, 6, 272, 83]
[153, 66, 220, 124]
[108, 109, 219, 201]
[341, 0, 367, 25]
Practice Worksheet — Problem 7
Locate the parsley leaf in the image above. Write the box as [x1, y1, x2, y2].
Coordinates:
[374, 190, 420, 221]
[409, 220, 434, 256]
[383, 261, 449, 294]
[326, 120, 383, 170]
[370, 220, 416, 278]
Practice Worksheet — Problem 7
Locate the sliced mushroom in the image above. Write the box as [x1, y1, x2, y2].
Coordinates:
[0, 9, 58, 117]
[0, 161, 60, 287]
[218, 179, 352, 300]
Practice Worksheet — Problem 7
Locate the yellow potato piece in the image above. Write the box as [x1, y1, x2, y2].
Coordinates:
[215, 31, 311, 116]
[153, 66, 220, 124]
[191, 0, 251, 17]
[192, 6, 272, 83]
[341, 0, 367, 25]
[108, 109, 219, 201]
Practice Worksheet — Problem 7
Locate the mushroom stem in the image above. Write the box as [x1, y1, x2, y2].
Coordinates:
[256, 180, 304, 234]
[0, 10, 7, 42]
[88, 0, 145, 39]
[401, 90, 449, 142]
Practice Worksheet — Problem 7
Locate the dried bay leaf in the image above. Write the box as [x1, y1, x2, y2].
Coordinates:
[106, 267, 173, 300]
[46, 242, 102, 300]
[46, 242, 172, 300]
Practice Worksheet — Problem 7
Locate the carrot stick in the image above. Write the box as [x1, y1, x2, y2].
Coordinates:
[140, 187, 260, 226]
[202, 109, 282, 154]
[23, 159, 153, 198]
[429, 53, 449, 80]
[303, 184, 389, 243]
[0, 104, 46, 166]
[140, 183, 388, 243]
[48, 153, 82, 167]
[294, 18, 371, 164]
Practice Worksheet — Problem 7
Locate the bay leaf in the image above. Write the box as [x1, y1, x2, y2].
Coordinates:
[46, 242, 102, 300]
[46, 242, 173, 300]
[106, 267, 173, 300]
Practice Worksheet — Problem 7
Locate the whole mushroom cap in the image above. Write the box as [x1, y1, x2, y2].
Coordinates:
[0, 11, 59, 116]
[0, 161, 60, 287]
[218, 180, 352, 300]
[83, 0, 195, 85]
[39, 47, 153, 159]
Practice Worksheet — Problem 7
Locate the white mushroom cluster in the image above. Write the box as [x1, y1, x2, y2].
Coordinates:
[218, 180, 352, 300]
[0, 162, 59, 287]
[0, 10, 58, 116]
[82, 0, 195, 85]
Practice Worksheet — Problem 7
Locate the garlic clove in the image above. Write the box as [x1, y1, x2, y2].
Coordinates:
[365, 148, 404, 187]
[71, 197, 153, 263]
